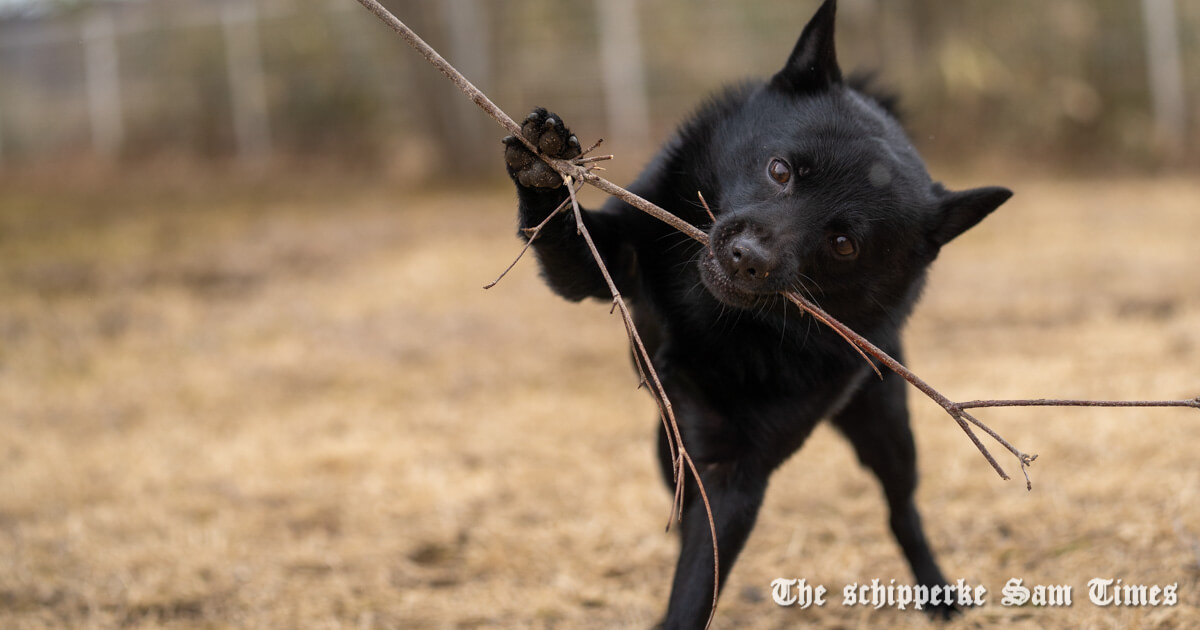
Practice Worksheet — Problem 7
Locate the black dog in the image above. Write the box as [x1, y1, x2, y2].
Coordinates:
[503, 1, 1010, 627]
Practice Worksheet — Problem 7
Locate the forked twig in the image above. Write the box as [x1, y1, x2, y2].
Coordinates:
[781, 290, 1024, 480]
[355, 2, 721, 621]
[482, 188, 576, 290]
[565, 177, 720, 629]
[356, 0, 1199, 483]
[358, 0, 1199, 620]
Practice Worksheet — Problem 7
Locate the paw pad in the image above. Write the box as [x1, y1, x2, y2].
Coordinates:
[503, 108, 582, 189]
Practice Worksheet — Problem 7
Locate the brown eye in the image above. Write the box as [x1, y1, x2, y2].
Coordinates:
[831, 234, 858, 259]
[768, 158, 791, 185]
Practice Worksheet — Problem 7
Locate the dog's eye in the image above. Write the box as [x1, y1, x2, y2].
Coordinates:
[768, 158, 791, 185]
[830, 234, 858, 259]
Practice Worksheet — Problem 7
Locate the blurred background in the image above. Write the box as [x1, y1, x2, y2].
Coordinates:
[0, 0, 1196, 177]
[2, 1, 1198, 629]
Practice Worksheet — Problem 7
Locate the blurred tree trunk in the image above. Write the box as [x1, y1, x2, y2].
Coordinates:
[595, 0, 649, 157]
[0, 89, 5, 167]
[440, 0, 491, 175]
[221, 2, 271, 167]
[388, 0, 492, 178]
[83, 8, 124, 160]
[1140, 0, 1187, 162]
[904, 0, 943, 68]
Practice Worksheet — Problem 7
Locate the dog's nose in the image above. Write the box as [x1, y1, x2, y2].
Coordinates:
[727, 233, 776, 282]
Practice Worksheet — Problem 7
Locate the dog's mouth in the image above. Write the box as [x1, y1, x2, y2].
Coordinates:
[698, 250, 770, 309]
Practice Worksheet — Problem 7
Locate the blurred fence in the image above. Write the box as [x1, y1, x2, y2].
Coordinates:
[0, 0, 1195, 176]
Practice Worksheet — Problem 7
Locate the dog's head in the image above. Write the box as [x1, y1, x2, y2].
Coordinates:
[698, 0, 1011, 323]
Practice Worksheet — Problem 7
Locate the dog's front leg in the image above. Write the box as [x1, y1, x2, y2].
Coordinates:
[660, 457, 768, 630]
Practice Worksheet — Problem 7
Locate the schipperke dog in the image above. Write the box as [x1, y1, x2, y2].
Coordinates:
[503, 1, 1010, 627]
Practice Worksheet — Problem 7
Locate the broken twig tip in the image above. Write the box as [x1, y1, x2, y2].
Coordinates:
[581, 138, 605, 156]
[697, 191, 718, 226]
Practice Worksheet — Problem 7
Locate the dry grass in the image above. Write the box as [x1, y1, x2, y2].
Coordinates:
[1, 174, 1198, 629]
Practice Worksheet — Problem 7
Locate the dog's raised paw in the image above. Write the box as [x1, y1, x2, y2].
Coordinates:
[503, 107, 581, 189]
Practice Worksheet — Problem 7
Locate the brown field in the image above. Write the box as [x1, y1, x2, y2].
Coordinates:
[1, 174, 1198, 629]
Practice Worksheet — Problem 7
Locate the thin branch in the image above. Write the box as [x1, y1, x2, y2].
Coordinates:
[782, 291, 1016, 480]
[360, 0, 1200, 478]
[360, 0, 1200, 488]
[362, 0, 1198, 619]
[575, 154, 615, 165]
[482, 187, 577, 290]
[782, 293, 882, 379]
[354, 0, 523, 140]
[565, 177, 720, 630]
[580, 138, 605, 157]
[572, 167, 709, 243]
[697, 191, 717, 224]
[958, 398, 1200, 410]
[354, 0, 707, 244]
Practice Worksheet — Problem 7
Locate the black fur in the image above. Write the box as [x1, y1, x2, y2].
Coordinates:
[502, 1, 1011, 627]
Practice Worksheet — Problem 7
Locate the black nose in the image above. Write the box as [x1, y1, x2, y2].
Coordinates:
[727, 233, 776, 281]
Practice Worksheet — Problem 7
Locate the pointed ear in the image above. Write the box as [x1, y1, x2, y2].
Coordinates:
[930, 185, 1013, 246]
[770, 0, 842, 93]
